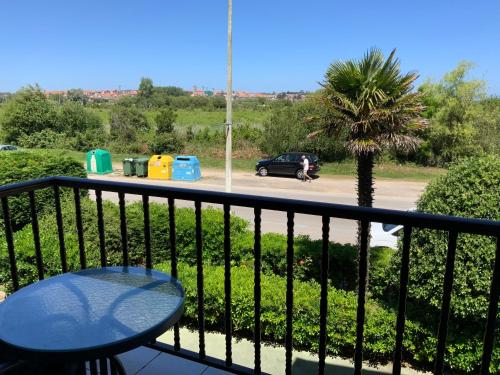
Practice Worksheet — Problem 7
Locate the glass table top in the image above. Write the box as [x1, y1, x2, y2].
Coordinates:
[0, 267, 184, 355]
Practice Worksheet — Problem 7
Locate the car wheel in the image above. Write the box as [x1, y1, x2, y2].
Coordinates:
[296, 169, 304, 180]
[258, 167, 268, 176]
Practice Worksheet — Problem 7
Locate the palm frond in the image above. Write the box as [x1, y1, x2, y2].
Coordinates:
[320, 48, 424, 156]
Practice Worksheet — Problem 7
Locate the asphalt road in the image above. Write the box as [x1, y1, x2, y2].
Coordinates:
[89, 168, 427, 244]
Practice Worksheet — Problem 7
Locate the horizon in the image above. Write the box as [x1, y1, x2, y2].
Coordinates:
[1, 0, 499, 95]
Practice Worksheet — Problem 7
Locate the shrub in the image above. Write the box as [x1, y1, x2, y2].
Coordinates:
[154, 262, 499, 372]
[1, 198, 498, 372]
[154, 108, 177, 133]
[0, 198, 252, 291]
[110, 106, 150, 146]
[57, 102, 103, 137]
[148, 132, 184, 154]
[17, 129, 70, 149]
[69, 128, 109, 152]
[385, 156, 500, 321]
[0, 150, 86, 230]
[0, 85, 58, 143]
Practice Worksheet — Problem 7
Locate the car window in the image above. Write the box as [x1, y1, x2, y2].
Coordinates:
[308, 155, 318, 163]
[288, 154, 300, 162]
[382, 223, 399, 232]
[275, 154, 289, 162]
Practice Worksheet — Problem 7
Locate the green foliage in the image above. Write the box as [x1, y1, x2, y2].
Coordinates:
[110, 106, 150, 149]
[148, 132, 184, 154]
[66, 89, 88, 104]
[69, 128, 109, 152]
[0, 150, 86, 230]
[319, 48, 424, 157]
[154, 107, 177, 133]
[1, 85, 58, 143]
[154, 262, 499, 372]
[57, 102, 103, 136]
[476, 98, 500, 156]
[416, 62, 486, 166]
[17, 129, 69, 149]
[384, 156, 500, 322]
[157, 86, 187, 97]
[1, 196, 498, 372]
[138, 77, 154, 101]
[260, 99, 348, 161]
[148, 107, 184, 153]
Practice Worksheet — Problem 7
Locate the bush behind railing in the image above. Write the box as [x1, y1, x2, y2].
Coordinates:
[0, 198, 498, 372]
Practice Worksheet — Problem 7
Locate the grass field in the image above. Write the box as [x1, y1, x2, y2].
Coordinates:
[88, 108, 268, 133]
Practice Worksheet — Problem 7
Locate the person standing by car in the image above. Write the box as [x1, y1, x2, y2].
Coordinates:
[301, 155, 312, 182]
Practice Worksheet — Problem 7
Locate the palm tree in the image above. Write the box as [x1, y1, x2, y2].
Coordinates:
[318, 47, 424, 221]
[317, 47, 424, 372]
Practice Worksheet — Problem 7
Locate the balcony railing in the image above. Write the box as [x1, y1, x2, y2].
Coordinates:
[0, 176, 498, 375]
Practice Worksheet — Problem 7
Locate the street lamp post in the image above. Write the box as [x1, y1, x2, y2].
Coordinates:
[225, 0, 233, 192]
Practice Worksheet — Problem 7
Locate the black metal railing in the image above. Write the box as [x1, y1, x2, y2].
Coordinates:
[0, 176, 499, 375]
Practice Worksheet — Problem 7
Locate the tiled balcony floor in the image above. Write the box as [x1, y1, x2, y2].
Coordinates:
[114, 328, 429, 375]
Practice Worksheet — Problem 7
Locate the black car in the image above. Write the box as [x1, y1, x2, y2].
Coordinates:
[255, 152, 320, 179]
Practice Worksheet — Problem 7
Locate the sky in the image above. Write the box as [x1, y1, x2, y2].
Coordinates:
[1, 0, 499, 94]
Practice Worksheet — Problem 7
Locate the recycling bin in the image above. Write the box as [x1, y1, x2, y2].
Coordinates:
[172, 156, 201, 181]
[147, 155, 174, 180]
[135, 158, 150, 178]
[86, 149, 112, 175]
[122, 158, 136, 176]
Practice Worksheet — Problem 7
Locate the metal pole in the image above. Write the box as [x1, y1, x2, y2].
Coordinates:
[225, 0, 233, 192]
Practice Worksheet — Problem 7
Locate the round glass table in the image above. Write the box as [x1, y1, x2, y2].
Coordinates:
[0, 266, 184, 373]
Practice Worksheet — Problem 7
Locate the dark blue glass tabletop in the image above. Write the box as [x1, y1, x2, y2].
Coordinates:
[0, 267, 184, 361]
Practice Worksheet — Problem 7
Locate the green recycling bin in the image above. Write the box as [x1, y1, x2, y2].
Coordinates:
[86, 149, 113, 175]
[135, 158, 149, 177]
[123, 158, 136, 176]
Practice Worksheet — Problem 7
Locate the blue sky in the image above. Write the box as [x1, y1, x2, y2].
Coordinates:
[1, 0, 499, 94]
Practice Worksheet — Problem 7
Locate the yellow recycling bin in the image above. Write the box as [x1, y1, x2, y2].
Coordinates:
[148, 155, 174, 180]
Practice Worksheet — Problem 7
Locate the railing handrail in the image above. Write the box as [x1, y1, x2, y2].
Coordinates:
[0, 176, 498, 236]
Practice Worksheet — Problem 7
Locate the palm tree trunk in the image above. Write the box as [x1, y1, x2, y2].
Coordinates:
[356, 151, 374, 266]
[356, 152, 374, 208]
[354, 152, 374, 373]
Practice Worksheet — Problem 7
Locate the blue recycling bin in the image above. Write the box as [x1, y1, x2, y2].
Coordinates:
[172, 156, 201, 181]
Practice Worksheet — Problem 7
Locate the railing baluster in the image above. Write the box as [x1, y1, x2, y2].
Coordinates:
[118, 192, 129, 267]
[393, 226, 413, 375]
[95, 189, 107, 267]
[168, 197, 180, 351]
[434, 229, 459, 375]
[285, 211, 295, 375]
[29, 191, 44, 279]
[1, 197, 19, 291]
[53, 186, 68, 273]
[254, 207, 262, 375]
[354, 219, 370, 375]
[143, 195, 152, 269]
[99, 357, 108, 375]
[480, 235, 499, 375]
[73, 188, 86, 270]
[89, 359, 98, 375]
[195, 200, 206, 359]
[224, 203, 233, 367]
[318, 215, 330, 375]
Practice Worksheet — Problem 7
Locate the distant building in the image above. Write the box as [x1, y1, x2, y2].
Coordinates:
[44, 89, 138, 100]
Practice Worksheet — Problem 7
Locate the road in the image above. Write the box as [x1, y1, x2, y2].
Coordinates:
[89, 168, 427, 244]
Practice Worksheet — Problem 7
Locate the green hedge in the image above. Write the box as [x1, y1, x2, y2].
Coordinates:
[380, 156, 500, 322]
[0, 150, 86, 230]
[154, 262, 499, 373]
[1, 197, 498, 372]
